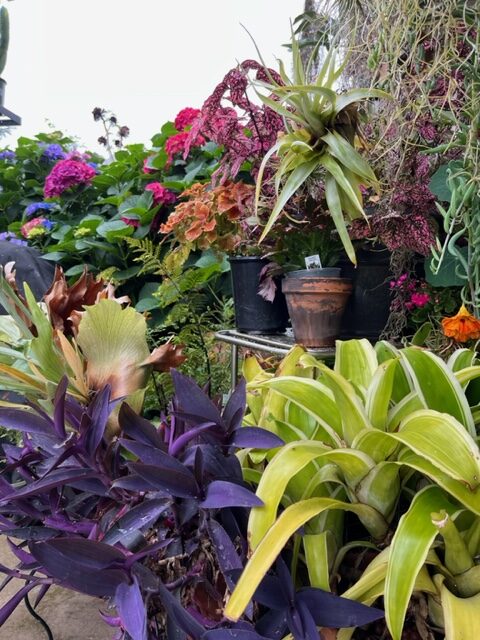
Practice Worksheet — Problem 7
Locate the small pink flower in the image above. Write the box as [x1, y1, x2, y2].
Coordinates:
[174, 107, 201, 132]
[120, 216, 140, 228]
[410, 292, 430, 308]
[145, 182, 176, 207]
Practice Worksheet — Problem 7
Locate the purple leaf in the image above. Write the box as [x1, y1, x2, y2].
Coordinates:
[203, 630, 271, 640]
[0, 407, 54, 435]
[0, 581, 44, 625]
[297, 587, 384, 628]
[115, 578, 147, 640]
[0, 468, 99, 501]
[168, 421, 218, 457]
[156, 580, 204, 640]
[53, 376, 68, 439]
[0, 526, 59, 541]
[120, 439, 178, 469]
[33, 538, 126, 569]
[130, 462, 199, 499]
[229, 428, 284, 450]
[172, 370, 223, 427]
[119, 403, 164, 448]
[83, 385, 112, 455]
[112, 475, 159, 492]
[103, 499, 170, 545]
[222, 378, 246, 433]
[200, 481, 263, 509]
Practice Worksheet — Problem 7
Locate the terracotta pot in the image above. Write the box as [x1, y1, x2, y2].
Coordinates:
[282, 271, 352, 347]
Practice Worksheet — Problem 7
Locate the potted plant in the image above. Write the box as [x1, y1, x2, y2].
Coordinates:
[251, 32, 389, 267]
[159, 180, 289, 333]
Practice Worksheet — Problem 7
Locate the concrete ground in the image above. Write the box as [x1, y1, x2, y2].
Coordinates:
[0, 537, 114, 640]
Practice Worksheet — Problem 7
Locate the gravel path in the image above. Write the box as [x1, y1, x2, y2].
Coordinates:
[0, 537, 114, 639]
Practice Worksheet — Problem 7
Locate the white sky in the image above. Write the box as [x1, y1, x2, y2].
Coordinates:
[2, 0, 302, 152]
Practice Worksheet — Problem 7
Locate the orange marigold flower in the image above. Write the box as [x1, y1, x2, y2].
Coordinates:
[441, 305, 480, 342]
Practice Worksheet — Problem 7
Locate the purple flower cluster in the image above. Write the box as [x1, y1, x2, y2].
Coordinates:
[0, 150, 15, 162]
[40, 143, 67, 162]
[44, 159, 97, 198]
[185, 60, 284, 183]
[25, 202, 56, 217]
[0, 231, 27, 246]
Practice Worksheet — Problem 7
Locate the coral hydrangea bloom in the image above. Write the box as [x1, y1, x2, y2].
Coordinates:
[21, 217, 54, 238]
[145, 182, 176, 207]
[44, 159, 97, 198]
[442, 305, 480, 342]
[165, 131, 205, 165]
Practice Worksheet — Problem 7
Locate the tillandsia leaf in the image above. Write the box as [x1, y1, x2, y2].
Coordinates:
[200, 480, 263, 509]
[454, 365, 480, 388]
[333, 88, 391, 116]
[385, 486, 457, 640]
[115, 578, 147, 640]
[324, 173, 357, 264]
[226, 497, 388, 621]
[259, 158, 319, 242]
[321, 131, 379, 189]
[448, 348, 476, 372]
[431, 510, 474, 576]
[365, 359, 398, 430]
[321, 154, 365, 218]
[400, 347, 475, 437]
[386, 391, 425, 431]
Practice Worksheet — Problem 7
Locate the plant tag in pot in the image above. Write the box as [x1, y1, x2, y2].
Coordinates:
[305, 254, 322, 270]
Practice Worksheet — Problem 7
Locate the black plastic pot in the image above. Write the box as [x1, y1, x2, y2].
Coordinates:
[229, 256, 289, 333]
[339, 246, 392, 340]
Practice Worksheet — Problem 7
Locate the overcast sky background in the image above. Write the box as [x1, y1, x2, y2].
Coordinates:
[1, 0, 302, 152]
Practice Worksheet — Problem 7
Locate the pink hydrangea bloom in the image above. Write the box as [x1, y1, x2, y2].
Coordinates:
[121, 216, 140, 228]
[165, 131, 205, 165]
[174, 107, 201, 132]
[145, 182, 176, 207]
[44, 159, 96, 198]
[21, 217, 46, 238]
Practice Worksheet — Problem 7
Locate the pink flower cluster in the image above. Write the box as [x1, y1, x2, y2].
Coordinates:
[44, 159, 96, 198]
[390, 274, 430, 310]
[174, 107, 201, 132]
[145, 182, 176, 207]
[21, 217, 49, 238]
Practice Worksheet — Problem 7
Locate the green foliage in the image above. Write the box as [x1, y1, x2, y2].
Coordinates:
[227, 339, 480, 638]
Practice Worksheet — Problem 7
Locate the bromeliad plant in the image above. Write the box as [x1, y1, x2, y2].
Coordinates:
[252, 31, 389, 263]
[0, 366, 384, 638]
[226, 339, 480, 639]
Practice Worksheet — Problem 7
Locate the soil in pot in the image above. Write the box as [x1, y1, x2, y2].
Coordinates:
[282, 269, 352, 347]
[229, 256, 289, 334]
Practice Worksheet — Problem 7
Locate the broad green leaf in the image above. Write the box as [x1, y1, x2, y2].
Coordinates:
[366, 359, 397, 429]
[226, 497, 388, 621]
[394, 410, 480, 489]
[304, 532, 332, 590]
[356, 462, 400, 520]
[447, 348, 476, 372]
[437, 574, 480, 640]
[334, 339, 378, 389]
[385, 486, 456, 640]
[397, 450, 480, 515]
[353, 429, 398, 462]
[455, 366, 480, 388]
[77, 299, 150, 402]
[387, 391, 425, 431]
[254, 375, 342, 445]
[401, 347, 475, 437]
